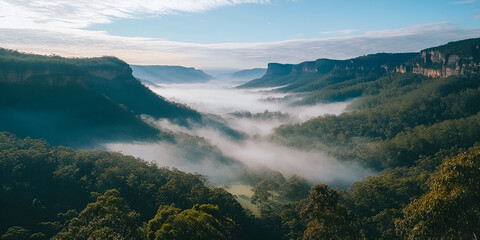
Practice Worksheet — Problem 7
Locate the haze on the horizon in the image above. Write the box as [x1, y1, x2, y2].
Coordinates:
[1, 0, 480, 68]
[106, 80, 373, 187]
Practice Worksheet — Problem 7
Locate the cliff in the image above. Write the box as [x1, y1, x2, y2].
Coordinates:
[240, 38, 480, 91]
[0, 49, 201, 147]
[405, 38, 480, 77]
[239, 53, 417, 89]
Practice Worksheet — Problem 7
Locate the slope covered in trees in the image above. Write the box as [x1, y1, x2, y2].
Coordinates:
[273, 73, 480, 169]
[131, 65, 212, 84]
[263, 38, 480, 239]
[238, 53, 417, 91]
[2, 37, 480, 239]
[0, 132, 250, 239]
[241, 37, 480, 105]
[0, 49, 201, 147]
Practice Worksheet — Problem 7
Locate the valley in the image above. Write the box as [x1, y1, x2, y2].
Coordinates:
[1, 37, 480, 239]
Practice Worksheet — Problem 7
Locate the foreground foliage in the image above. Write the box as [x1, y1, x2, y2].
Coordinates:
[147, 204, 237, 240]
[0, 132, 247, 239]
[3, 38, 480, 239]
[397, 149, 480, 239]
[52, 189, 143, 240]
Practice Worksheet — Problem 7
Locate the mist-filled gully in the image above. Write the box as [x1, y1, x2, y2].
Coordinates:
[105, 79, 374, 188]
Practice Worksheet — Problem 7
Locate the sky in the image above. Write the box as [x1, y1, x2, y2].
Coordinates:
[1, 0, 480, 69]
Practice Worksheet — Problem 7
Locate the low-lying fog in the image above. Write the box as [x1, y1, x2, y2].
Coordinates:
[106, 79, 374, 188]
[150, 80, 348, 120]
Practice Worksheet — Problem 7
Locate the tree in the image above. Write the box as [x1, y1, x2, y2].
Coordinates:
[147, 204, 238, 240]
[300, 184, 361, 240]
[396, 149, 480, 239]
[1, 226, 29, 240]
[52, 189, 142, 240]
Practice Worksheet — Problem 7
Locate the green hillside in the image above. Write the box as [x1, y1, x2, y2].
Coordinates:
[240, 38, 480, 105]
[265, 38, 480, 239]
[0, 132, 250, 240]
[0, 49, 201, 147]
[239, 53, 416, 87]
[2, 38, 480, 240]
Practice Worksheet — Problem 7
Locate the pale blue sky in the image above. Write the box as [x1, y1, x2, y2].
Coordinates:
[86, 0, 479, 43]
[0, 0, 479, 68]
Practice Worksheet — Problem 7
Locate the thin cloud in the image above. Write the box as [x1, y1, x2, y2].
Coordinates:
[451, 0, 477, 4]
[322, 29, 357, 35]
[0, 0, 270, 30]
[1, 23, 479, 68]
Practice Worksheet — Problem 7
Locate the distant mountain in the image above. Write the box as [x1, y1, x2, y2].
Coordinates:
[401, 37, 480, 77]
[131, 65, 212, 84]
[238, 37, 480, 104]
[240, 38, 480, 89]
[0, 49, 201, 147]
[238, 53, 418, 90]
[231, 68, 267, 80]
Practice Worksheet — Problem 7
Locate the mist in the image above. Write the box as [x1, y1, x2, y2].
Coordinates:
[105, 78, 374, 187]
[148, 80, 350, 120]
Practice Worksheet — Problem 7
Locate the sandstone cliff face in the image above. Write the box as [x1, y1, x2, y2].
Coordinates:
[266, 63, 294, 75]
[0, 59, 132, 86]
[245, 39, 480, 90]
[402, 40, 480, 78]
[262, 53, 417, 80]
[408, 50, 479, 77]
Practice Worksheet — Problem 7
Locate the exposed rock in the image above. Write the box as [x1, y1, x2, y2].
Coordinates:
[395, 65, 407, 74]
[448, 55, 460, 65]
[422, 50, 446, 64]
[266, 63, 294, 75]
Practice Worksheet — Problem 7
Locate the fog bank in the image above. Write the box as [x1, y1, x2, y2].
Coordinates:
[106, 79, 373, 187]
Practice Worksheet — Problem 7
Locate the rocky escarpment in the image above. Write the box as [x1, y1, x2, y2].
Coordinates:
[269, 53, 417, 77]
[266, 63, 295, 75]
[240, 38, 480, 90]
[0, 48, 202, 146]
[410, 49, 480, 77]
[0, 52, 132, 85]
[239, 53, 417, 89]
[393, 49, 480, 78]
[396, 38, 480, 77]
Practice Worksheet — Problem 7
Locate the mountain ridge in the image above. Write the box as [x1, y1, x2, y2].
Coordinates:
[0, 49, 201, 146]
[239, 37, 480, 90]
[231, 68, 267, 80]
[238, 53, 418, 89]
[131, 65, 212, 84]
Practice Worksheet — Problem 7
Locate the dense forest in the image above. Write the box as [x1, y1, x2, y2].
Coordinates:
[2, 132, 479, 239]
[0, 49, 201, 147]
[265, 38, 480, 239]
[1, 38, 480, 239]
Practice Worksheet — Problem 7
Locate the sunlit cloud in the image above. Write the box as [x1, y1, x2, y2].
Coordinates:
[0, 0, 271, 30]
[0, 0, 479, 69]
[1, 22, 479, 68]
